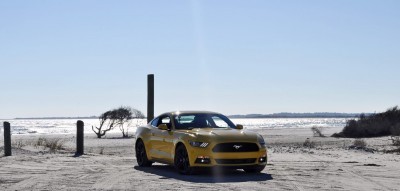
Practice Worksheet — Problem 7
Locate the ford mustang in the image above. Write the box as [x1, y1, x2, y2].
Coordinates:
[135, 111, 267, 174]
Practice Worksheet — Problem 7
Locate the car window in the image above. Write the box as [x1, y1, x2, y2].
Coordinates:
[176, 115, 195, 124]
[212, 116, 231, 128]
[151, 118, 159, 127]
[174, 113, 235, 129]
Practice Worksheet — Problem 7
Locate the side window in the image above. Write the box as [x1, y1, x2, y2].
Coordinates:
[151, 118, 159, 128]
[176, 115, 195, 124]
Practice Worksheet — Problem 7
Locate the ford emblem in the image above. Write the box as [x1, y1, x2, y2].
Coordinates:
[233, 145, 242, 150]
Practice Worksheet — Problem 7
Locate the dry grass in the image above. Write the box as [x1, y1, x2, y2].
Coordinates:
[34, 137, 46, 148]
[45, 138, 65, 152]
[12, 140, 26, 149]
[390, 136, 400, 146]
[352, 139, 367, 149]
[33, 137, 65, 153]
[311, 126, 325, 137]
[303, 138, 316, 148]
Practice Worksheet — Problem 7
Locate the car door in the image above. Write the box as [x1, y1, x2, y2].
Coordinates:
[152, 115, 173, 161]
[161, 116, 175, 162]
[148, 117, 163, 159]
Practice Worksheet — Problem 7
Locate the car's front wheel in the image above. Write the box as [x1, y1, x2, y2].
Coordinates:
[135, 140, 153, 167]
[174, 144, 193, 175]
[243, 165, 266, 173]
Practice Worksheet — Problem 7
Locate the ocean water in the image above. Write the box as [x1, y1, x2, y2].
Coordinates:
[0, 118, 350, 135]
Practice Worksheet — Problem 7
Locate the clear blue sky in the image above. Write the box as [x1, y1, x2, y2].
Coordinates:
[1, 0, 399, 119]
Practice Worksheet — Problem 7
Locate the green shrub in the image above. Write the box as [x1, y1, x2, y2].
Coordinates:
[333, 106, 400, 138]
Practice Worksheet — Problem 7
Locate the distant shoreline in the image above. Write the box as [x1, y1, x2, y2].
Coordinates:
[229, 116, 358, 119]
[13, 117, 98, 120]
[228, 112, 368, 119]
[8, 112, 367, 120]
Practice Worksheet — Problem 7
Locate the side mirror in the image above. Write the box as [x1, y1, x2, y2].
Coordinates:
[158, 124, 169, 131]
[236, 124, 243, 130]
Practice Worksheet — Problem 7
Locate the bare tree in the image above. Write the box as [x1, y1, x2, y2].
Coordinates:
[114, 106, 145, 138]
[92, 106, 145, 138]
[131, 109, 145, 135]
[92, 110, 117, 138]
[114, 107, 133, 138]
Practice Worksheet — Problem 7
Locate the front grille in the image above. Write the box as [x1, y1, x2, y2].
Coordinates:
[212, 142, 259, 152]
[215, 158, 256, 164]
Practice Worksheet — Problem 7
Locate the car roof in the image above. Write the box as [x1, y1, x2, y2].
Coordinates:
[159, 111, 222, 116]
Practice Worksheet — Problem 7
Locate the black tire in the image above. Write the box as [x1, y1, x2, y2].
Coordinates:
[135, 140, 153, 167]
[174, 144, 193, 175]
[243, 165, 266, 173]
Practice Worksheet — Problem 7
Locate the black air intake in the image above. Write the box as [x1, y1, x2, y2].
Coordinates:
[215, 158, 257, 164]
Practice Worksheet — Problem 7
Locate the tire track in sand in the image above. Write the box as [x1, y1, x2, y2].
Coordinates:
[307, 153, 393, 191]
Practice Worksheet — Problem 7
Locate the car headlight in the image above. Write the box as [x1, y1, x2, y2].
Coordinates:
[189, 141, 209, 148]
[257, 134, 266, 148]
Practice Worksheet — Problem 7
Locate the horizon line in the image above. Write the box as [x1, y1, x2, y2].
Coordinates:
[1, 111, 371, 120]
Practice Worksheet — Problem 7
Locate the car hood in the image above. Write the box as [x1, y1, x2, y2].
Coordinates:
[186, 128, 259, 142]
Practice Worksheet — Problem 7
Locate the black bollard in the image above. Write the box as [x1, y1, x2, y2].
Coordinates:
[76, 120, 84, 156]
[147, 74, 154, 123]
[4, 122, 12, 156]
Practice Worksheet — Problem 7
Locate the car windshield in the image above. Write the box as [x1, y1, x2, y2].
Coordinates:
[174, 113, 236, 130]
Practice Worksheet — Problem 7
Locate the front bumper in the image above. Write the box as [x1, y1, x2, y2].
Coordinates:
[187, 146, 267, 167]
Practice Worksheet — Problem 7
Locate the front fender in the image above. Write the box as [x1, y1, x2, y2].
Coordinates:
[135, 126, 153, 159]
[170, 132, 194, 158]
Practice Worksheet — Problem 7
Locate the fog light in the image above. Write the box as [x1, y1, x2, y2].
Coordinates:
[195, 156, 211, 164]
[259, 156, 267, 163]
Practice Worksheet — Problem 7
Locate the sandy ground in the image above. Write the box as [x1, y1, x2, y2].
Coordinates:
[1, 127, 400, 191]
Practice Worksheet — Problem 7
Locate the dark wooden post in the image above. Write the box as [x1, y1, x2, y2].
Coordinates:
[4, 122, 12, 156]
[147, 74, 154, 123]
[76, 120, 84, 156]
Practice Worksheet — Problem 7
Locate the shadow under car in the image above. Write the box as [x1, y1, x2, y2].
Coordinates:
[134, 164, 273, 183]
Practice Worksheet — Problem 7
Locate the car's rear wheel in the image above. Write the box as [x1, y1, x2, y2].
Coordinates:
[243, 165, 266, 173]
[174, 144, 193, 175]
[135, 140, 153, 167]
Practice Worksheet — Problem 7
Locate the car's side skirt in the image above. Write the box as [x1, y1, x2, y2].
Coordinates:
[151, 157, 174, 165]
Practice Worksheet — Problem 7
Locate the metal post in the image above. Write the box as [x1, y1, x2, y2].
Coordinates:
[4, 122, 12, 156]
[76, 120, 84, 156]
[147, 74, 154, 123]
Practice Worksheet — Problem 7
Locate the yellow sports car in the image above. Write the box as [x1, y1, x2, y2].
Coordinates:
[135, 111, 267, 174]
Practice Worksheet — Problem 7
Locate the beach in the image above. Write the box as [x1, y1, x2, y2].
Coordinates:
[1, 127, 399, 190]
